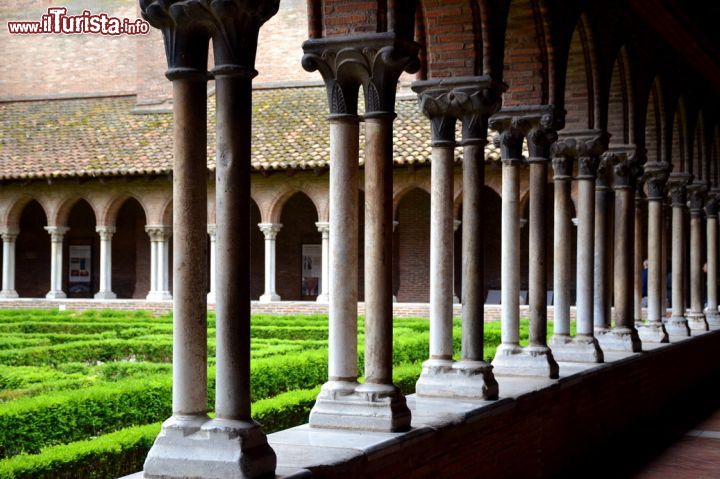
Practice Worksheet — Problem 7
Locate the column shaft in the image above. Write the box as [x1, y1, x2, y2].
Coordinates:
[259, 224, 281, 302]
[150, 240, 158, 293]
[363, 115, 394, 385]
[207, 225, 216, 302]
[528, 161, 547, 346]
[1, 233, 18, 297]
[706, 212, 720, 327]
[315, 222, 330, 303]
[671, 204, 686, 319]
[689, 211, 704, 314]
[634, 193, 644, 322]
[552, 173, 572, 336]
[613, 187, 634, 328]
[171, 78, 208, 416]
[576, 175, 595, 336]
[501, 161, 521, 347]
[647, 200, 663, 323]
[593, 186, 612, 330]
[45, 226, 68, 299]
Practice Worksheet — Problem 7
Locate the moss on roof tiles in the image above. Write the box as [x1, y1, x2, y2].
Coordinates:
[0, 86, 506, 181]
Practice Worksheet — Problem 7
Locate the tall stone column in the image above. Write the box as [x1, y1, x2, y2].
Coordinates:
[490, 107, 559, 377]
[453, 219, 461, 304]
[315, 222, 330, 303]
[145, 226, 172, 301]
[666, 173, 692, 338]
[0, 229, 19, 298]
[551, 155, 573, 344]
[141, 2, 213, 477]
[686, 182, 709, 333]
[304, 33, 417, 430]
[705, 193, 720, 329]
[593, 155, 614, 337]
[634, 186, 645, 324]
[550, 132, 607, 362]
[258, 223, 282, 302]
[207, 224, 216, 304]
[602, 151, 642, 352]
[44, 226, 68, 299]
[413, 78, 500, 397]
[94, 225, 117, 299]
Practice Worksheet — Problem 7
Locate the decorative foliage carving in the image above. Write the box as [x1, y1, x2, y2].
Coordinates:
[667, 172, 692, 207]
[643, 162, 670, 200]
[687, 182, 708, 213]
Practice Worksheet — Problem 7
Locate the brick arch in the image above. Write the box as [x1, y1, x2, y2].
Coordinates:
[561, 13, 600, 131]
[267, 188, 321, 225]
[160, 198, 173, 227]
[501, 0, 553, 106]
[393, 182, 431, 218]
[606, 46, 634, 146]
[693, 111, 707, 181]
[53, 195, 98, 227]
[101, 193, 151, 227]
[3, 195, 50, 231]
[644, 77, 665, 164]
[670, 97, 688, 172]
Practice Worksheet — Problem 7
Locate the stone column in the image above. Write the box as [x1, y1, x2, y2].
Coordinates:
[453, 219, 461, 304]
[634, 186, 645, 324]
[551, 155, 573, 344]
[550, 132, 607, 362]
[666, 173, 692, 338]
[705, 193, 720, 329]
[207, 224, 216, 304]
[315, 222, 330, 303]
[141, 3, 213, 477]
[44, 226, 68, 299]
[0, 229, 19, 298]
[258, 223, 282, 302]
[593, 155, 614, 337]
[94, 225, 117, 299]
[661, 201, 669, 314]
[686, 182, 709, 333]
[603, 151, 642, 352]
[304, 33, 417, 430]
[145, 226, 172, 301]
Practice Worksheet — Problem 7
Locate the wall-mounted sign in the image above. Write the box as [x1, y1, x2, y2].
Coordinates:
[301, 244, 321, 297]
[68, 245, 91, 293]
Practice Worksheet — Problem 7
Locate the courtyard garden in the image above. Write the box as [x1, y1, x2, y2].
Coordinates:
[0, 308, 528, 478]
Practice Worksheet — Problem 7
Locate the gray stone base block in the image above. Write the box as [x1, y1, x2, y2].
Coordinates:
[144, 415, 276, 479]
[596, 327, 642, 352]
[309, 381, 411, 432]
[259, 293, 281, 302]
[637, 322, 669, 344]
[705, 309, 720, 330]
[315, 294, 328, 304]
[0, 290, 19, 298]
[45, 290, 66, 299]
[686, 312, 709, 334]
[491, 345, 559, 379]
[665, 316, 691, 338]
[146, 291, 172, 301]
[549, 335, 604, 363]
[415, 359, 499, 399]
[94, 290, 117, 300]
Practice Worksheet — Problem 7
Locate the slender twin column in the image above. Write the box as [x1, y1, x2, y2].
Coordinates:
[593, 155, 614, 336]
[550, 132, 607, 362]
[44, 226, 68, 299]
[634, 185, 645, 324]
[413, 77, 501, 397]
[207, 224, 216, 303]
[686, 182, 709, 333]
[315, 222, 330, 303]
[666, 173, 692, 338]
[0, 229, 19, 298]
[453, 219, 461, 304]
[304, 33, 418, 431]
[94, 225, 116, 299]
[145, 226, 172, 301]
[142, 1, 279, 477]
[705, 194, 720, 329]
[258, 223, 282, 302]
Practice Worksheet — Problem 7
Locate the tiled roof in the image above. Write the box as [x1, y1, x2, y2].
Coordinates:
[0, 87, 505, 180]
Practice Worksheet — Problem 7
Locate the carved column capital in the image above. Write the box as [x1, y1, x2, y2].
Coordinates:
[258, 223, 282, 240]
[1, 229, 19, 242]
[145, 225, 172, 241]
[705, 193, 720, 218]
[643, 162, 670, 200]
[551, 157, 574, 181]
[552, 130, 609, 180]
[44, 226, 69, 241]
[491, 105, 563, 161]
[140, 0, 213, 80]
[315, 221, 330, 236]
[95, 225, 116, 240]
[207, 224, 217, 238]
[411, 83, 457, 146]
[595, 152, 617, 190]
[667, 172, 693, 207]
[490, 117, 525, 166]
[303, 33, 420, 116]
[687, 182, 708, 213]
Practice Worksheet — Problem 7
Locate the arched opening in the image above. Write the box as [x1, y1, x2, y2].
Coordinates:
[563, 17, 597, 131]
[693, 113, 706, 181]
[276, 192, 320, 301]
[671, 100, 687, 172]
[112, 198, 149, 299]
[395, 188, 431, 302]
[64, 199, 98, 298]
[607, 50, 632, 145]
[16, 200, 50, 298]
[645, 79, 664, 164]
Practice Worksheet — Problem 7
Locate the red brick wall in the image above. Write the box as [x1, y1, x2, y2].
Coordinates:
[277, 193, 321, 301]
[16, 200, 50, 297]
[322, 0, 378, 36]
[672, 106, 686, 171]
[645, 83, 661, 163]
[396, 188, 430, 302]
[419, 0, 477, 78]
[607, 56, 629, 144]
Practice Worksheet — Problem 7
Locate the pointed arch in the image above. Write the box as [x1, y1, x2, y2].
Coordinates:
[102, 193, 150, 227]
[670, 98, 688, 172]
[606, 46, 635, 146]
[692, 111, 707, 181]
[562, 13, 600, 131]
[4, 195, 49, 231]
[644, 77, 665, 164]
[54, 195, 97, 227]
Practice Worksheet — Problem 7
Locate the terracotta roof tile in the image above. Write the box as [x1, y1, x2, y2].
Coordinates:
[0, 87, 507, 180]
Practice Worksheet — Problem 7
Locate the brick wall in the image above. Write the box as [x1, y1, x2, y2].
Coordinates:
[607, 56, 629, 144]
[396, 188, 430, 302]
[672, 104, 686, 171]
[419, 0, 477, 78]
[563, 20, 594, 131]
[645, 83, 661, 163]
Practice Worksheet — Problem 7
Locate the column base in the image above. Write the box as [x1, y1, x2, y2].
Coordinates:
[491, 344, 559, 379]
[636, 321, 668, 344]
[147, 291, 172, 301]
[0, 290, 18, 299]
[705, 308, 720, 330]
[207, 292, 216, 304]
[415, 358, 499, 399]
[315, 294, 328, 304]
[258, 293, 281, 303]
[549, 334, 604, 363]
[309, 380, 411, 432]
[453, 296, 460, 304]
[596, 327, 643, 352]
[94, 290, 117, 300]
[686, 311, 709, 334]
[665, 316, 691, 339]
[45, 290, 66, 299]
[144, 415, 276, 479]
